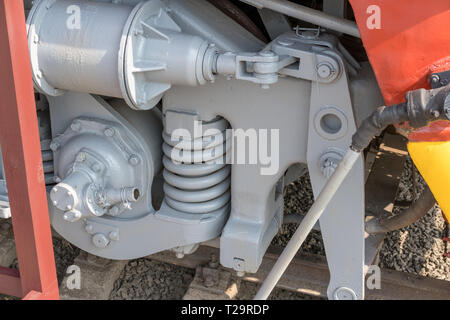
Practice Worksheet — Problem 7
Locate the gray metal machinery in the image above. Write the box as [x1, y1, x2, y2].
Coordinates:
[22, 0, 386, 299]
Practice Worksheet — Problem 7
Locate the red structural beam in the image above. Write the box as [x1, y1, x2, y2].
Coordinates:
[0, 0, 59, 299]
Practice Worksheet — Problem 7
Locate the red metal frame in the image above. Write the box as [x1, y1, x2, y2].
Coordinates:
[0, 0, 59, 300]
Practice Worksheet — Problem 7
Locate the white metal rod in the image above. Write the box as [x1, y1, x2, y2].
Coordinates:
[254, 148, 360, 300]
[240, 0, 361, 38]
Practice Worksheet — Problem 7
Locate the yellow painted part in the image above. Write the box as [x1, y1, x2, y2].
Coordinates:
[408, 141, 450, 221]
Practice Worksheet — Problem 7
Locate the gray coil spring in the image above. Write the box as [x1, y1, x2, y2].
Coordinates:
[162, 118, 231, 214]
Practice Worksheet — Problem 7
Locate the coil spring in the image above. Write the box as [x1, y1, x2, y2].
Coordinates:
[163, 118, 231, 214]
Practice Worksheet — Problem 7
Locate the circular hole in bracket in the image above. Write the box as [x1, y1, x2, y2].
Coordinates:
[314, 107, 348, 140]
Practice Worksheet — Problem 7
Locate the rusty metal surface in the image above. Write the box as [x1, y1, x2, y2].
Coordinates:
[365, 133, 408, 219]
[364, 133, 408, 266]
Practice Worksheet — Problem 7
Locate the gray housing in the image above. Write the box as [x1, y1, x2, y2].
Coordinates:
[24, 0, 385, 300]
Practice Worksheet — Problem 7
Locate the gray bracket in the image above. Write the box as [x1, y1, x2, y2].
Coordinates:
[307, 51, 365, 300]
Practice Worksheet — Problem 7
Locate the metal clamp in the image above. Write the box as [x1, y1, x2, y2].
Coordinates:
[216, 50, 280, 88]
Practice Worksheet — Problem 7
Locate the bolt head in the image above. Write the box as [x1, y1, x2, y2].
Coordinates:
[259, 50, 275, 57]
[92, 233, 110, 248]
[50, 141, 60, 152]
[317, 63, 334, 79]
[85, 224, 94, 234]
[129, 155, 140, 166]
[431, 74, 440, 84]
[277, 39, 294, 46]
[71, 121, 82, 132]
[334, 287, 357, 300]
[63, 210, 81, 223]
[109, 231, 119, 241]
[104, 128, 115, 137]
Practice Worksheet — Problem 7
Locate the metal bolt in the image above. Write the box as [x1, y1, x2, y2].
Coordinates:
[321, 158, 338, 178]
[109, 231, 119, 241]
[85, 224, 94, 234]
[50, 141, 60, 152]
[104, 128, 115, 137]
[63, 210, 81, 223]
[333, 287, 357, 300]
[277, 39, 294, 46]
[204, 276, 215, 287]
[71, 121, 82, 132]
[259, 50, 275, 57]
[129, 155, 140, 166]
[208, 254, 219, 269]
[431, 74, 440, 84]
[317, 62, 334, 79]
[92, 233, 110, 248]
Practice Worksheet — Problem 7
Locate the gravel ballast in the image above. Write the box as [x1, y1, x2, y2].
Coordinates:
[110, 259, 194, 300]
[277, 159, 449, 281]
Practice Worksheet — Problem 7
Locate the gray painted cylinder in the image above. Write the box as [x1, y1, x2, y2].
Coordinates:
[27, 0, 133, 98]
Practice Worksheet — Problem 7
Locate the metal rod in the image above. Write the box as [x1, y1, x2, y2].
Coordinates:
[254, 148, 360, 300]
[239, 0, 361, 38]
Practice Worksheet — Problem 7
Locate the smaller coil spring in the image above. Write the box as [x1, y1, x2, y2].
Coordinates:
[163, 118, 231, 214]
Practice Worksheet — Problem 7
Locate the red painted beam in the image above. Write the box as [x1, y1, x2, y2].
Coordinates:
[0, 0, 59, 300]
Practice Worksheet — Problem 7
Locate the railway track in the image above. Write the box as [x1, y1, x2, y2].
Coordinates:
[1, 222, 449, 300]
[150, 244, 450, 300]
